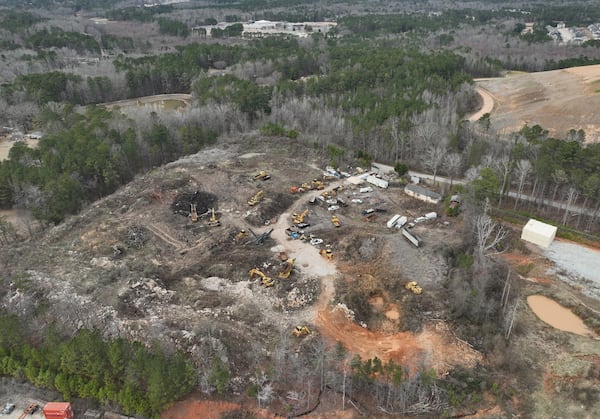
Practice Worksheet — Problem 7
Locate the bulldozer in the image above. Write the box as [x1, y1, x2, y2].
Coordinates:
[405, 281, 423, 295]
[331, 215, 341, 227]
[248, 190, 264, 206]
[278, 258, 295, 279]
[189, 203, 198, 222]
[254, 170, 271, 181]
[207, 208, 221, 227]
[249, 268, 274, 287]
[293, 325, 311, 337]
[292, 209, 309, 225]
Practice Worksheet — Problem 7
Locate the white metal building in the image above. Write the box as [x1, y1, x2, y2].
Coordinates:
[521, 219, 557, 249]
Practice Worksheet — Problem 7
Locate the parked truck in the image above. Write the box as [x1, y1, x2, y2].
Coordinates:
[401, 228, 422, 247]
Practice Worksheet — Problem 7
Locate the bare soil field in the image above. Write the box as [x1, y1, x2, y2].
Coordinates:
[2, 137, 600, 418]
[475, 64, 600, 142]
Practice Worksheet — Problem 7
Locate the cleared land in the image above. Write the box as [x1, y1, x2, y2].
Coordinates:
[476, 64, 600, 142]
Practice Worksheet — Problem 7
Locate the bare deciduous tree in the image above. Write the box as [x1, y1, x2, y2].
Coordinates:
[474, 201, 508, 264]
[513, 159, 532, 209]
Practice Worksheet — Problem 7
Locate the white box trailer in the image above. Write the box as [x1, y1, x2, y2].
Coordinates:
[401, 228, 422, 247]
[366, 175, 389, 189]
[387, 214, 401, 228]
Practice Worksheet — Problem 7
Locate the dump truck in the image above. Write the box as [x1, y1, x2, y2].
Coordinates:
[248, 190, 264, 206]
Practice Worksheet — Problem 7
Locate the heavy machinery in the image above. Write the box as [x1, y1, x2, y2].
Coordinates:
[331, 215, 341, 227]
[207, 208, 220, 227]
[254, 170, 271, 181]
[292, 325, 311, 337]
[235, 229, 249, 242]
[311, 179, 325, 190]
[249, 268, 274, 287]
[320, 246, 333, 260]
[292, 209, 309, 225]
[189, 203, 198, 222]
[248, 228, 274, 245]
[278, 258, 295, 279]
[405, 281, 423, 295]
[248, 190, 264, 206]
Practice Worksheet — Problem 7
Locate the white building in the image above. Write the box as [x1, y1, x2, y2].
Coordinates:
[521, 219, 557, 249]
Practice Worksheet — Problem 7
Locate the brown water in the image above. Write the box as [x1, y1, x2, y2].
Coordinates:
[527, 295, 594, 337]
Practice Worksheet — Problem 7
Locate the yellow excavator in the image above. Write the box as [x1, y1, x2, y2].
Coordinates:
[278, 258, 295, 279]
[293, 325, 311, 337]
[311, 179, 325, 190]
[292, 209, 309, 224]
[248, 190, 264, 206]
[254, 170, 271, 181]
[249, 268, 274, 287]
[405, 281, 423, 295]
[190, 203, 198, 222]
[207, 208, 221, 227]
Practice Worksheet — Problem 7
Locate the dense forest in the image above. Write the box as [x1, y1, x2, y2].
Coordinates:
[0, 0, 600, 416]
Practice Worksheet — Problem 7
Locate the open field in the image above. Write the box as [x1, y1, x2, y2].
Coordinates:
[476, 64, 600, 142]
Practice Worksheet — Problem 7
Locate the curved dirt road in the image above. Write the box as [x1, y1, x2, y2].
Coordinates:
[468, 87, 495, 122]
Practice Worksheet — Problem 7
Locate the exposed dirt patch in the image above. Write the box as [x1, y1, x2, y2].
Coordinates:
[476, 64, 600, 142]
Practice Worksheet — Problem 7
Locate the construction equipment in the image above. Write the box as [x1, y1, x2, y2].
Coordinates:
[405, 281, 423, 295]
[311, 179, 325, 190]
[331, 215, 341, 227]
[254, 170, 271, 181]
[235, 229, 249, 242]
[249, 268, 274, 287]
[207, 208, 220, 227]
[248, 228, 274, 245]
[248, 190, 264, 206]
[189, 203, 198, 222]
[19, 404, 40, 419]
[278, 258, 295, 279]
[292, 325, 311, 337]
[320, 246, 333, 260]
[292, 209, 309, 225]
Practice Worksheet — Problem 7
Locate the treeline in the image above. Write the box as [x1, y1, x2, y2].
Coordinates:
[0, 10, 44, 32]
[27, 27, 101, 54]
[105, 5, 174, 23]
[0, 315, 196, 417]
[0, 106, 217, 223]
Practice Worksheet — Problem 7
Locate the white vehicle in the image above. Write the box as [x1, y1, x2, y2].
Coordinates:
[359, 187, 373, 193]
[395, 216, 408, 228]
[310, 238, 323, 245]
[387, 214, 402, 229]
[351, 198, 363, 204]
[327, 205, 340, 211]
[425, 212, 437, 220]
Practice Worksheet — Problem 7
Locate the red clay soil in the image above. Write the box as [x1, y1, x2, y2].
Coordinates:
[316, 307, 482, 376]
[162, 399, 277, 419]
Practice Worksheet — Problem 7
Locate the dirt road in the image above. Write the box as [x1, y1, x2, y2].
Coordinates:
[468, 87, 495, 122]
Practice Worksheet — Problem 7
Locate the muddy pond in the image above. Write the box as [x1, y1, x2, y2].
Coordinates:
[527, 294, 595, 337]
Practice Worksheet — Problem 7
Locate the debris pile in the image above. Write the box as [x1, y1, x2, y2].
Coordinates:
[171, 191, 218, 216]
